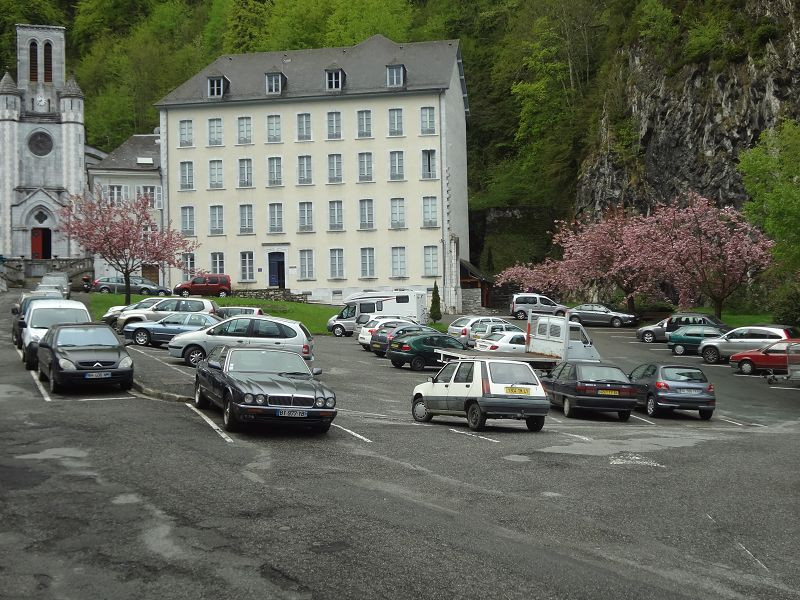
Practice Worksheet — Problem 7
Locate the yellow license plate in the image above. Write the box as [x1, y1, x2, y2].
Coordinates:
[597, 389, 619, 396]
[505, 387, 529, 395]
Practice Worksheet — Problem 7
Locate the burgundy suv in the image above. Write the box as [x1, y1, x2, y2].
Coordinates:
[173, 274, 232, 297]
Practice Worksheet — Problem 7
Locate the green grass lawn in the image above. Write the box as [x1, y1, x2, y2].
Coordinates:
[89, 293, 339, 335]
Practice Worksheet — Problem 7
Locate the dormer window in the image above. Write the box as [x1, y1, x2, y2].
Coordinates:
[326, 69, 344, 91]
[266, 72, 282, 94]
[208, 76, 225, 98]
[387, 64, 404, 87]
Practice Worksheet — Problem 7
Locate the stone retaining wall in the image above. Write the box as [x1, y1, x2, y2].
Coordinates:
[232, 288, 309, 303]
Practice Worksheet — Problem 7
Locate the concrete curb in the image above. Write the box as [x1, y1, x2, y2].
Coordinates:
[133, 380, 192, 403]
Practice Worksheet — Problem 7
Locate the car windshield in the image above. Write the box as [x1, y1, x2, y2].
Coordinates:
[579, 365, 629, 382]
[451, 317, 470, 327]
[31, 308, 90, 328]
[488, 362, 538, 385]
[662, 367, 708, 383]
[56, 327, 118, 347]
[227, 350, 310, 375]
[484, 333, 505, 341]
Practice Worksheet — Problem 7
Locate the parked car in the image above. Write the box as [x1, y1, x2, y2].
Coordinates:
[386, 333, 467, 370]
[568, 304, 637, 328]
[168, 315, 314, 366]
[92, 275, 170, 296]
[101, 297, 162, 327]
[194, 347, 335, 433]
[370, 324, 438, 357]
[173, 274, 232, 297]
[664, 313, 727, 334]
[36, 324, 133, 393]
[123, 312, 222, 347]
[412, 359, 549, 432]
[729, 339, 800, 375]
[468, 322, 522, 347]
[11, 291, 63, 348]
[19, 299, 92, 370]
[509, 293, 567, 320]
[115, 297, 219, 331]
[35, 283, 65, 298]
[667, 325, 728, 355]
[447, 316, 511, 344]
[41, 272, 71, 298]
[540, 360, 637, 421]
[217, 306, 264, 319]
[357, 317, 413, 350]
[698, 325, 800, 364]
[475, 331, 527, 353]
[636, 318, 669, 343]
[628, 363, 715, 419]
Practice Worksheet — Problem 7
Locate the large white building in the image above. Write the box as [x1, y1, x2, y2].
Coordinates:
[156, 35, 470, 310]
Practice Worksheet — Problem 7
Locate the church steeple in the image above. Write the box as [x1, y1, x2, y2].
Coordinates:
[61, 75, 83, 98]
[0, 70, 21, 96]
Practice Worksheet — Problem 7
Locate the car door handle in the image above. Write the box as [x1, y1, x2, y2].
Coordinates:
[236, 340, 245, 344]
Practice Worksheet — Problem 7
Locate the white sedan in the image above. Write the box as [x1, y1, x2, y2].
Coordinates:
[475, 331, 527, 353]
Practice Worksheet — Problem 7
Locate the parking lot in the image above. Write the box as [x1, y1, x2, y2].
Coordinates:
[2, 294, 800, 599]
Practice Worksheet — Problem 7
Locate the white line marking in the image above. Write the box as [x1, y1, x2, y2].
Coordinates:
[611, 335, 636, 339]
[29, 371, 52, 402]
[706, 513, 717, 523]
[74, 396, 134, 402]
[129, 346, 194, 378]
[650, 348, 672, 352]
[631, 414, 656, 425]
[559, 432, 592, 442]
[736, 542, 769, 572]
[750, 423, 767, 427]
[547, 415, 562, 423]
[770, 386, 800, 391]
[331, 423, 373, 442]
[448, 428, 500, 443]
[184, 403, 234, 443]
[337, 408, 390, 418]
[718, 417, 744, 427]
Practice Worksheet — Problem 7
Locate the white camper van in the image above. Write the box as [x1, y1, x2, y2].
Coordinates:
[327, 290, 428, 337]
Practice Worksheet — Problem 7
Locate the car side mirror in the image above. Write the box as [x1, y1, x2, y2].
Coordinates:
[38, 341, 50, 349]
[206, 329, 216, 336]
[18, 319, 26, 329]
[208, 360, 221, 370]
[312, 367, 322, 375]
[428, 376, 434, 383]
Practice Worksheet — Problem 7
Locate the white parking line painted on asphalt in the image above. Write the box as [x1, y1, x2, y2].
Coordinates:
[547, 415, 562, 423]
[332, 423, 373, 442]
[448, 428, 500, 443]
[184, 403, 234, 443]
[29, 371, 52, 402]
[768, 386, 800, 391]
[717, 416, 744, 427]
[129, 346, 194, 378]
[73, 397, 134, 402]
[736, 542, 769, 572]
[558, 432, 592, 442]
[631, 414, 656, 425]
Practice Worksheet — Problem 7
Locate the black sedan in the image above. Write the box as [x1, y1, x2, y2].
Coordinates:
[540, 361, 637, 421]
[122, 312, 221, 346]
[569, 304, 637, 327]
[371, 324, 438, 356]
[36, 324, 134, 393]
[193, 347, 336, 433]
[386, 333, 467, 370]
[628, 363, 716, 419]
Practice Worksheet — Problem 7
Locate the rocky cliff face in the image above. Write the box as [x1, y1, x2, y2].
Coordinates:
[576, 0, 800, 217]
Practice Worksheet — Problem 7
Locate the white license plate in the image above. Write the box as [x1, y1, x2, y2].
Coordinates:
[278, 409, 307, 417]
[85, 372, 112, 379]
[678, 388, 698, 394]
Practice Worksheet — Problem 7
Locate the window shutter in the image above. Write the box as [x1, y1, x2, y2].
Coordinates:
[123, 185, 130, 199]
[155, 186, 163, 209]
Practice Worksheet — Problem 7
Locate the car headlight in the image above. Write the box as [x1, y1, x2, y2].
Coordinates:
[255, 394, 265, 405]
[58, 358, 76, 370]
[315, 397, 325, 407]
[325, 397, 336, 408]
[244, 393, 254, 404]
[118, 356, 133, 369]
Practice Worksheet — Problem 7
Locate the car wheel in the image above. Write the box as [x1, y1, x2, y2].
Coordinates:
[646, 394, 660, 417]
[139, 288, 150, 295]
[555, 310, 565, 317]
[569, 315, 581, 323]
[133, 329, 151, 346]
[180, 289, 190, 297]
[410, 356, 426, 371]
[218, 290, 228, 298]
[699, 409, 714, 420]
[194, 379, 210, 409]
[525, 416, 545, 432]
[158, 290, 167, 296]
[332, 325, 346, 337]
[222, 395, 239, 432]
[412, 396, 433, 422]
[48, 366, 62, 394]
[312, 422, 331, 434]
[24, 347, 36, 370]
[515, 310, 527, 320]
[391, 360, 404, 368]
[562, 397, 575, 418]
[15, 332, 22, 349]
[673, 344, 686, 356]
[99, 287, 111, 293]
[642, 331, 655, 343]
[611, 317, 623, 328]
[37, 361, 47, 382]
[466, 402, 486, 431]
[739, 360, 755, 375]
[618, 410, 631, 422]
[184, 345, 206, 367]
[702, 347, 720, 364]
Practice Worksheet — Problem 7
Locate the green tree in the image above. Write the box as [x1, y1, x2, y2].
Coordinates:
[636, 0, 678, 60]
[223, 0, 271, 53]
[429, 281, 442, 323]
[324, 0, 412, 47]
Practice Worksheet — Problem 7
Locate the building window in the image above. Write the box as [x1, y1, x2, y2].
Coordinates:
[424, 246, 439, 276]
[181, 206, 195, 235]
[329, 201, 343, 231]
[391, 246, 407, 277]
[268, 156, 282, 186]
[357, 110, 372, 138]
[238, 158, 253, 187]
[269, 203, 283, 233]
[108, 185, 125, 203]
[179, 120, 193, 147]
[298, 202, 313, 232]
[297, 113, 311, 141]
[211, 252, 225, 273]
[358, 152, 373, 182]
[389, 151, 404, 180]
[139, 185, 162, 209]
[208, 118, 223, 146]
[423, 196, 438, 227]
[267, 114, 281, 142]
[240, 251, 254, 280]
[361, 247, 375, 278]
[181, 252, 195, 280]
[239, 204, 253, 234]
[330, 249, 344, 278]
[208, 77, 224, 97]
[299, 249, 314, 279]
[386, 64, 404, 87]
[266, 73, 282, 94]
[209, 205, 224, 235]
[421, 107, 436, 135]
[359, 199, 374, 229]
[388, 108, 403, 136]
[237, 116, 252, 144]
[29, 42, 38, 82]
[327, 111, 342, 140]
[328, 154, 342, 183]
[44, 42, 53, 83]
[422, 149, 437, 179]
[180, 162, 194, 190]
[326, 69, 343, 91]
[209, 160, 223, 189]
[390, 198, 405, 228]
[297, 155, 312, 184]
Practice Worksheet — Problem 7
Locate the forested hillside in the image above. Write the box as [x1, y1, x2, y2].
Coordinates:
[2, 0, 798, 274]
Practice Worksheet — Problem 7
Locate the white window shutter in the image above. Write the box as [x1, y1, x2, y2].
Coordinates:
[155, 186, 163, 209]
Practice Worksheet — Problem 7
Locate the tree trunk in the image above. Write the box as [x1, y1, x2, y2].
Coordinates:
[124, 272, 132, 306]
[712, 297, 724, 320]
[626, 295, 636, 314]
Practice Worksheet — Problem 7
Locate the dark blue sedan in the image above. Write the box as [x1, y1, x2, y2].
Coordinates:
[123, 312, 221, 347]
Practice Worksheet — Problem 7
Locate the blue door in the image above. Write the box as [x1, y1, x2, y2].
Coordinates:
[268, 252, 285, 288]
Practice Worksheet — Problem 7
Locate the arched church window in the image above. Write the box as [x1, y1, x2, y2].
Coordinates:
[29, 41, 38, 82]
[44, 42, 52, 82]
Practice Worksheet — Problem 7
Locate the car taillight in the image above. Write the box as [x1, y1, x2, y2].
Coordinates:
[489, 345, 499, 350]
[302, 344, 310, 355]
[482, 378, 490, 395]
[575, 382, 597, 394]
[368, 329, 375, 334]
[387, 335, 394, 341]
[92, 279, 99, 286]
[706, 384, 714, 393]
[461, 328, 467, 335]
[209, 308, 216, 315]
[655, 381, 670, 390]
[620, 386, 636, 397]
[401, 344, 411, 351]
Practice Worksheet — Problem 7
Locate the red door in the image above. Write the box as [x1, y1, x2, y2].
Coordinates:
[31, 228, 43, 259]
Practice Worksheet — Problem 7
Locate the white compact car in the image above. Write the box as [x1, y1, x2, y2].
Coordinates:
[357, 317, 414, 350]
[475, 331, 528, 353]
[20, 299, 91, 370]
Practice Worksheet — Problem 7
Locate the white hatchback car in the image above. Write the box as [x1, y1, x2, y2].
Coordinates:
[447, 316, 511, 345]
[475, 331, 528, 353]
[357, 317, 414, 350]
[20, 299, 92, 370]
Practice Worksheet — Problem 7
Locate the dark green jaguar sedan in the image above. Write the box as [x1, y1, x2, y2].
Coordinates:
[385, 333, 467, 371]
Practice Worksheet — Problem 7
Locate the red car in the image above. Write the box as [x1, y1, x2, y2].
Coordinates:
[173, 274, 232, 297]
[729, 339, 800, 375]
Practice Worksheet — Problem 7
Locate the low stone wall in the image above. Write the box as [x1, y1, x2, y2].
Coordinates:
[461, 288, 483, 313]
[232, 288, 309, 303]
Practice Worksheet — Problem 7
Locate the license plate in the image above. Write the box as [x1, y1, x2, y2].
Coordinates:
[372, 343, 381, 348]
[85, 372, 112, 379]
[597, 389, 619, 396]
[505, 387, 529, 395]
[278, 409, 307, 417]
[678, 388, 698, 394]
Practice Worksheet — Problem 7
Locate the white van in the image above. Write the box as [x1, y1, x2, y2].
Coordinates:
[327, 290, 428, 337]
[20, 299, 92, 369]
[527, 315, 601, 362]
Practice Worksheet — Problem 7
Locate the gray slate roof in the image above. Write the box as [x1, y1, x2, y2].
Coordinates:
[89, 134, 160, 171]
[60, 75, 84, 98]
[0, 71, 20, 95]
[157, 35, 465, 108]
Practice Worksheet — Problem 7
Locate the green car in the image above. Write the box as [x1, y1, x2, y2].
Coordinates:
[386, 333, 467, 370]
[667, 325, 728, 355]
